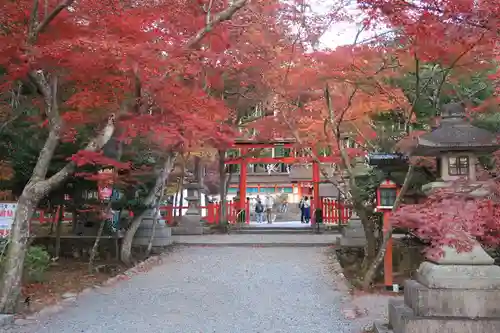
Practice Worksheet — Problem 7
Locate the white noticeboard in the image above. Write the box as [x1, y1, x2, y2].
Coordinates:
[0, 202, 17, 238]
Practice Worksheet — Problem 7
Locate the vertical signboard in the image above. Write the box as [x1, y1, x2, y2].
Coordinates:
[0, 202, 17, 238]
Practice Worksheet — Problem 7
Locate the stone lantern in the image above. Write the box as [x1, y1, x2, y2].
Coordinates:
[373, 103, 500, 333]
[350, 156, 372, 178]
[408, 102, 499, 194]
[176, 157, 205, 235]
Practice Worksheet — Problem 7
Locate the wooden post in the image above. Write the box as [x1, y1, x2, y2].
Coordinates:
[383, 210, 393, 290]
[54, 205, 63, 259]
[312, 161, 320, 223]
[239, 148, 247, 212]
[245, 200, 250, 224]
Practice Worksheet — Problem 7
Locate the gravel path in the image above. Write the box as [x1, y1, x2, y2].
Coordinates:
[7, 247, 354, 333]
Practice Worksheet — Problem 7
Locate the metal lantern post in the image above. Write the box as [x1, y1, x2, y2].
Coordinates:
[375, 179, 401, 291]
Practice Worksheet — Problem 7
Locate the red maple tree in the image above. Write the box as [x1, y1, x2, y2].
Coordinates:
[0, 0, 250, 312]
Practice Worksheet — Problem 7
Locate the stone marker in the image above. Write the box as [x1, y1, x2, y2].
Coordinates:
[337, 212, 367, 248]
[133, 209, 173, 247]
[374, 239, 500, 333]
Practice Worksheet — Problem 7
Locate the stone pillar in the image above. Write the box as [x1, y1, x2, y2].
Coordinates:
[173, 182, 204, 235]
[374, 240, 500, 333]
[337, 212, 367, 247]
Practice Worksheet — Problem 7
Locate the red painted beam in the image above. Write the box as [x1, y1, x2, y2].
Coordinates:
[230, 143, 297, 149]
[224, 156, 339, 164]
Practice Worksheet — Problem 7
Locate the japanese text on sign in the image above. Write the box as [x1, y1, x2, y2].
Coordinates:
[0, 202, 17, 238]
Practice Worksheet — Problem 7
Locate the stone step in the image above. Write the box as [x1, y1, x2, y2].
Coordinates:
[232, 228, 315, 235]
[228, 228, 341, 235]
[171, 226, 205, 235]
[388, 299, 500, 333]
[171, 233, 339, 247]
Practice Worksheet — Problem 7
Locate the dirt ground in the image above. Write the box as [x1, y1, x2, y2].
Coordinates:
[20, 259, 126, 315]
[326, 247, 403, 332]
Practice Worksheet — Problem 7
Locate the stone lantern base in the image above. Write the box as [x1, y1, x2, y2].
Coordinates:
[374, 242, 500, 333]
[132, 210, 172, 247]
[336, 213, 366, 248]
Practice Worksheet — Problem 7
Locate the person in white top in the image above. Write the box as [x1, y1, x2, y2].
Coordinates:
[302, 196, 311, 223]
[265, 195, 274, 224]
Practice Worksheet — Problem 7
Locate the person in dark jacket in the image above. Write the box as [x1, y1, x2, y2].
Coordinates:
[299, 197, 305, 223]
[302, 196, 311, 223]
[255, 199, 264, 223]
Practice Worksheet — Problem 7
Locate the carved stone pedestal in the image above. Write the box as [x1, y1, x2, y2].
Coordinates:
[374, 242, 500, 333]
[337, 213, 367, 248]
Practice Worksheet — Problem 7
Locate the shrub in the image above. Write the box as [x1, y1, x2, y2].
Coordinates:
[0, 243, 51, 283]
[24, 246, 51, 282]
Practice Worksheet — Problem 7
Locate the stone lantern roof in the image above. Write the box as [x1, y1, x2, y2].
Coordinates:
[410, 102, 499, 156]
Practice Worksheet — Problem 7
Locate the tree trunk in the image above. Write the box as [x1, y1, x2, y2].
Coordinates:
[0, 189, 38, 313]
[360, 216, 377, 271]
[361, 164, 415, 290]
[120, 208, 149, 266]
[217, 150, 233, 224]
[177, 157, 186, 218]
[88, 203, 110, 273]
[0, 115, 114, 311]
[89, 136, 123, 272]
[146, 167, 168, 256]
[121, 155, 175, 266]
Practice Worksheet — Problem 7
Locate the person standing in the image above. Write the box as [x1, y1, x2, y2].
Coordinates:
[281, 196, 288, 213]
[255, 199, 264, 223]
[302, 196, 311, 224]
[265, 194, 274, 224]
[299, 197, 305, 223]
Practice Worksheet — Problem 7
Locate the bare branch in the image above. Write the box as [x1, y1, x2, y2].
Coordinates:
[36, 114, 116, 193]
[27, 73, 62, 182]
[431, 34, 485, 109]
[204, 0, 214, 25]
[34, 0, 75, 37]
[185, 0, 248, 49]
[28, 0, 40, 41]
[27, 71, 62, 130]
[279, 104, 348, 198]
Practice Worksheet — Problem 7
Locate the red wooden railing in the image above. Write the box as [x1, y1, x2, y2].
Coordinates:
[32, 207, 72, 224]
[161, 200, 250, 225]
[320, 198, 352, 225]
[27, 199, 352, 226]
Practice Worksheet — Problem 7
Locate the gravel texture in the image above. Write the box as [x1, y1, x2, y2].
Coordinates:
[6, 247, 354, 333]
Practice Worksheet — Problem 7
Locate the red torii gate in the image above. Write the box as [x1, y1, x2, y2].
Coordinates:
[224, 140, 339, 220]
